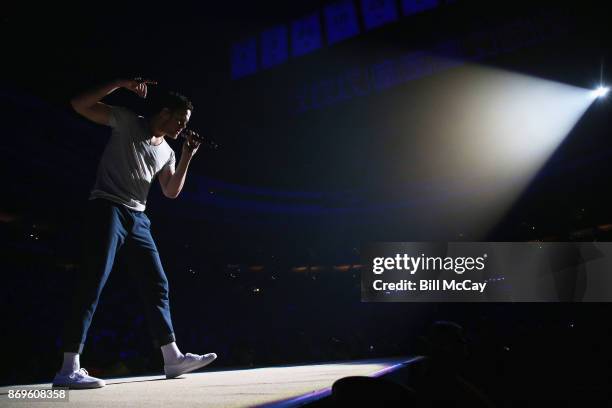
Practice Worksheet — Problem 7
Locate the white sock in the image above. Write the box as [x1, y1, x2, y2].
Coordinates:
[60, 352, 80, 375]
[161, 342, 184, 365]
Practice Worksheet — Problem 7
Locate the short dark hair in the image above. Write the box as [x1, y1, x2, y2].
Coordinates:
[151, 91, 194, 115]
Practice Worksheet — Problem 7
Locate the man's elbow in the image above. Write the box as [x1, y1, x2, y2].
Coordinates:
[164, 190, 180, 199]
[70, 98, 81, 113]
[70, 98, 89, 116]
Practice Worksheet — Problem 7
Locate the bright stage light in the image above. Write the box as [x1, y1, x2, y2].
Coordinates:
[592, 86, 609, 98]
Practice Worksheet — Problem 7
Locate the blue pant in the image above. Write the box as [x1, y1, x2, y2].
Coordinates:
[63, 199, 175, 354]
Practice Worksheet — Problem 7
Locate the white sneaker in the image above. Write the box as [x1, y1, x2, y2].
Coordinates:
[52, 368, 106, 389]
[164, 352, 217, 379]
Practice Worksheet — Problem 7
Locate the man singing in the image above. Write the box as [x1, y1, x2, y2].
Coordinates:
[53, 78, 217, 389]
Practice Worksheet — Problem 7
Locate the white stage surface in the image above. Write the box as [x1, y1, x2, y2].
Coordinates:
[0, 357, 420, 407]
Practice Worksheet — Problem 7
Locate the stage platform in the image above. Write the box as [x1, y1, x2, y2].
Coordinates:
[0, 357, 421, 407]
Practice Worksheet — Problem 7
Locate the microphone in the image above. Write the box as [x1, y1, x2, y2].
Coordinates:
[180, 129, 219, 150]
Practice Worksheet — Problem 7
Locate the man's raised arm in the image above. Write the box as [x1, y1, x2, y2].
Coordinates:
[70, 78, 156, 126]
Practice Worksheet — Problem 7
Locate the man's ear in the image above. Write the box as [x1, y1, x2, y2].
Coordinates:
[160, 107, 171, 118]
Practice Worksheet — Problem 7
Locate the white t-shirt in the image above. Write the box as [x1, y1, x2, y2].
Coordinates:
[89, 106, 176, 211]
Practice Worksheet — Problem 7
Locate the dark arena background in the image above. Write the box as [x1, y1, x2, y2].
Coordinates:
[1, 1, 611, 407]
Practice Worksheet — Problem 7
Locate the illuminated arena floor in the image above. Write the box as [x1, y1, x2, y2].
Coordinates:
[0, 357, 420, 408]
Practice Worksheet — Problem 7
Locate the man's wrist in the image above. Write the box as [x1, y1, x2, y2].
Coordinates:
[180, 151, 194, 162]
